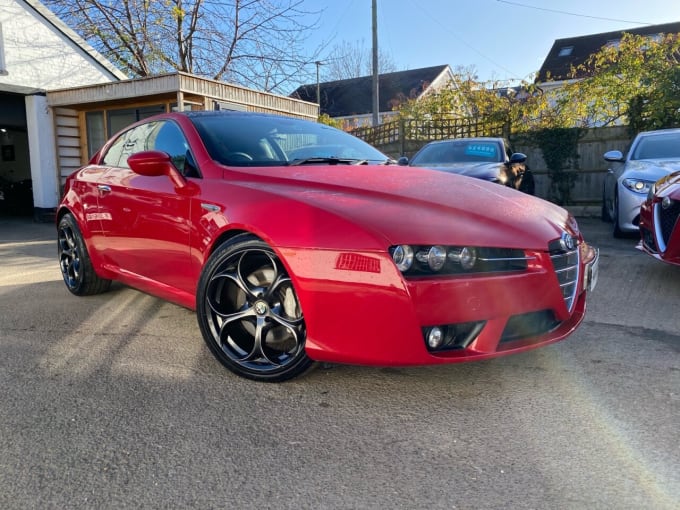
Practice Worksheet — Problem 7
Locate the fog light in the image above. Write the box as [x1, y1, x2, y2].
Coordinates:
[427, 327, 444, 349]
[662, 196, 673, 209]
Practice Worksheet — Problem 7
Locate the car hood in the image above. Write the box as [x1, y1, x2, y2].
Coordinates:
[414, 162, 503, 181]
[229, 165, 575, 251]
[624, 159, 680, 180]
[654, 170, 680, 197]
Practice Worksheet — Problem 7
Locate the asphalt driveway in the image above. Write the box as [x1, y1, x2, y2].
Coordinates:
[0, 215, 678, 509]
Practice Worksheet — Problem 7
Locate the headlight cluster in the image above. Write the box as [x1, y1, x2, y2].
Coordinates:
[389, 245, 529, 275]
[623, 178, 654, 195]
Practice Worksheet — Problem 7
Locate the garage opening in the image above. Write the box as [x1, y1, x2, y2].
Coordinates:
[0, 92, 32, 217]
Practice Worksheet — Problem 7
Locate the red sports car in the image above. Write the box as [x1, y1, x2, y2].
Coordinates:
[57, 111, 599, 382]
[639, 171, 680, 266]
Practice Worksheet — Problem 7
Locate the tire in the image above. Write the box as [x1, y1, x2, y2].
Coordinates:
[611, 191, 624, 238]
[57, 213, 111, 296]
[601, 186, 611, 222]
[196, 235, 314, 382]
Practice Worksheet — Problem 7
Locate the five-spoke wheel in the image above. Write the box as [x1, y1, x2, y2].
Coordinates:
[197, 235, 313, 382]
[57, 214, 111, 295]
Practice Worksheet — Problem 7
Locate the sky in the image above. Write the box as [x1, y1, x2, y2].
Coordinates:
[302, 0, 680, 86]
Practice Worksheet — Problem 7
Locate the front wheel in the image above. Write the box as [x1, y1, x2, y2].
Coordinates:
[601, 186, 612, 222]
[196, 235, 314, 382]
[612, 191, 624, 238]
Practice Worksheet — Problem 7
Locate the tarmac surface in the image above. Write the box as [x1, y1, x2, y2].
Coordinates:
[0, 215, 678, 509]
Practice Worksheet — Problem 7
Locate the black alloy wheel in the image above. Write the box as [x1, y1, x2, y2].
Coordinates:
[57, 213, 111, 296]
[196, 235, 313, 382]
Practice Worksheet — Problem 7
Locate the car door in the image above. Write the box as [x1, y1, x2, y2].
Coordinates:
[95, 120, 198, 295]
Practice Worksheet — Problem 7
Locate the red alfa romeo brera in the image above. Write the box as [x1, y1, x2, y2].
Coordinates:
[57, 111, 599, 382]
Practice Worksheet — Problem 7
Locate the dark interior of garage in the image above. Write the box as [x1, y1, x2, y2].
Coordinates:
[0, 92, 33, 217]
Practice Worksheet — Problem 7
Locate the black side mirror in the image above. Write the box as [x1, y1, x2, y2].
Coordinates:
[508, 152, 527, 164]
[397, 156, 409, 166]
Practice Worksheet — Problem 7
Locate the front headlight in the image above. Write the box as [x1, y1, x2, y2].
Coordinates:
[390, 244, 414, 272]
[415, 245, 447, 271]
[448, 247, 477, 270]
[389, 245, 530, 276]
[622, 178, 654, 194]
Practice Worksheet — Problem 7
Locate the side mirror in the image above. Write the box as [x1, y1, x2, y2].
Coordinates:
[604, 150, 624, 162]
[397, 156, 409, 166]
[127, 150, 188, 189]
[127, 150, 174, 177]
[508, 152, 527, 164]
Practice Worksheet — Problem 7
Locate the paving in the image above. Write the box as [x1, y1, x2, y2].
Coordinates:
[0, 214, 678, 509]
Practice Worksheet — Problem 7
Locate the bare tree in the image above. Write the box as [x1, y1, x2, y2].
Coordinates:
[322, 39, 397, 81]
[42, 0, 325, 93]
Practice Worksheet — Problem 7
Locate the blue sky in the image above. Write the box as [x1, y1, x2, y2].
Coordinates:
[305, 0, 680, 84]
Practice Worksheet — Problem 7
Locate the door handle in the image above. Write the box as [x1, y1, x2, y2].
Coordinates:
[97, 185, 112, 194]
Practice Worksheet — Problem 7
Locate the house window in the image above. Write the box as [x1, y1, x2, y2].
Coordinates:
[84, 104, 167, 159]
[558, 46, 573, 57]
[0, 23, 8, 75]
[605, 39, 621, 49]
[86, 111, 106, 158]
[107, 105, 166, 136]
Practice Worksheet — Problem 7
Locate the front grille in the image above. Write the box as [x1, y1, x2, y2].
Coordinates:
[500, 310, 560, 343]
[549, 240, 580, 312]
[657, 201, 680, 246]
[641, 227, 658, 253]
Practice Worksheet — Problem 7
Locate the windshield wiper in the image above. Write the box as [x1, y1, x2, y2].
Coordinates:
[288, 157, 368, 166]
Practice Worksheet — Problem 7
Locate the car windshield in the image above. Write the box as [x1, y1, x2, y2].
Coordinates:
[410, 140, 504, 165]
[631, 132, 680, 160]
[189, 113, 390, 166]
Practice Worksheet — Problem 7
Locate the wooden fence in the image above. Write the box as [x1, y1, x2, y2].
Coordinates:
[351, 116, 509, 160]
[512, 126, 631, 206]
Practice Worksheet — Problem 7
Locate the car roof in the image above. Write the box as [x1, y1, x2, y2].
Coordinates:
[636, 128, 680, 138]
[424, 137, 505, 144]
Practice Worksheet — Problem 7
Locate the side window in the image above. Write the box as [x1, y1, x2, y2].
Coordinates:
[118, 122, 158, 167]
[101, 130, 130, 167]
[151, 121, 200, 177]
[101, 122, 158, 168]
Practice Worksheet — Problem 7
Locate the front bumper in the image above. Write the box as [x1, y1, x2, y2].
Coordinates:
[289, 242, 598, 366]
[617, 183, 646, 232]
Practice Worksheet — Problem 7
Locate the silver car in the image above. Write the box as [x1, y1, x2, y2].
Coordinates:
[603, 128, 680, 237]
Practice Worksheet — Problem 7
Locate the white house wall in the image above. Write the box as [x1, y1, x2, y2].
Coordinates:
[0, 0, 122, 90]
[0, 0, 123, 216]
[25, 94, 58, 209]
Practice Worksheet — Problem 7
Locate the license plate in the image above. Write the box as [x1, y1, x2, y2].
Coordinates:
[584, 248, 599, 292]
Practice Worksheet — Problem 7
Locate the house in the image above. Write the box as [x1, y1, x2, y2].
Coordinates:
[1, 0, 318, 221]
[536, 21, 680, 92]
[0, 0, 126, 219]
[45, 73, 317, 197]
[289, 65, 455, 128]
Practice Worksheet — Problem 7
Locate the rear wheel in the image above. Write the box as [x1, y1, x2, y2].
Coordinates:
[57, 213, 111, 295]
[196, 235, 313, 382]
